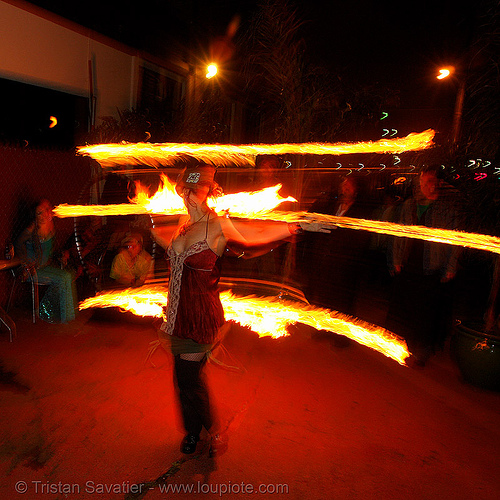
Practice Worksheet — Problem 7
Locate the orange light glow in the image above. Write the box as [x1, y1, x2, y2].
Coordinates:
[263, 212, 500, 256]
[134, 175, 185, 215]
[54, 186, 500, 255]
[212, 184, 296, 217]
[79, 287, 168, 318]
[437, 67, 453, 80]
[49, 116, 57, 128]
[206, 64, 218, 79]
[77, 130, 435, 168]
[79, 287, 410, 365]
[53, 176, 296, 218]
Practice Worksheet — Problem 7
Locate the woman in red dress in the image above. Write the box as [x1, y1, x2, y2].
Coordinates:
[152, 164, 329, 457]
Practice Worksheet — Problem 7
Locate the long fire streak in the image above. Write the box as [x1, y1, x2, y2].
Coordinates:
[79, 287, 410, 365]
[53, 176, 296, 218]
[77, 130, 435, 167]
[256, 212, 500, 256]
[54, 204, 500, 257]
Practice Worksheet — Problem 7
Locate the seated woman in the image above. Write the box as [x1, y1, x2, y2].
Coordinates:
[16, 199, 77, 323]
[109, 233, 153, 288]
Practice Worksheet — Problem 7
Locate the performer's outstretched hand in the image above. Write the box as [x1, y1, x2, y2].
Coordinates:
[298, 218, 331, 233]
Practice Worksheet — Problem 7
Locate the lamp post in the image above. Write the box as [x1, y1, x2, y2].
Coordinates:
[185, 61, 219, 129]
[436, 66, 466, 149]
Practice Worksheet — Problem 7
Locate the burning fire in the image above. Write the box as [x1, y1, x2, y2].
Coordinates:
[77, 130, 435, 168]
[79, 287, 410, 365]
[220, 292, 409, 365]
[53, 176, 296, 219]
[54, 177, 500, 255]
[133, 175, 185, 215]
[79, 287, 168, 318]
[251, 212, 500, 256]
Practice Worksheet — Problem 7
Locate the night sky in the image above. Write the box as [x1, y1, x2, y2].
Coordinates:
[22, 0, 483, 113]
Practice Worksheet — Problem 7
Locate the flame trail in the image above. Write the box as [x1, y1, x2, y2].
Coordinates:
[77, 130, 435, 167]
[79, 287, 168, 318]
[54, 198, 500, 256]
[79, 287, 410, 365]
[53, 177, 296, 218]
[255, 212, 500, 255]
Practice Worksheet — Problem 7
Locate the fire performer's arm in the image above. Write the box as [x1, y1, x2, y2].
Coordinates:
[215, 216, 330, 256]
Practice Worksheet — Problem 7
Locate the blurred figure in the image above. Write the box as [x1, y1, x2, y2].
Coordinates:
[61, 216, 110, 298]
[246, 156, 284, 280]
[255, 155, 281, 189]
[367, 186, 403, 289]
[302, 176, 372, 345]
[16, 199, 77, 323]
[387, 166, 462, 367]
[110, 233, 153, 288]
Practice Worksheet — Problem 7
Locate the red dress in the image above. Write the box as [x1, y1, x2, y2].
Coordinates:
[161, 239, 225, 345]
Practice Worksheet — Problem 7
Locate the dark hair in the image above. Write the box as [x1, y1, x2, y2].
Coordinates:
[340, 175, 359, 188]
[420, 164, 443, 178]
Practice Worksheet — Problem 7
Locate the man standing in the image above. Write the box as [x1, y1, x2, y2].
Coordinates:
[388, 166, 462, 366]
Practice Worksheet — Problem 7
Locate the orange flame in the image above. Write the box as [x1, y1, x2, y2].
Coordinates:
[212, 184, 296, 216]
[54, 184, 500, 255]
[246, 211, 500, 255]
[77, 130, 435, 168]
[134, 175, 185, 215]
[79, 287, 410, 365]
[278, 212, 500, 255]
[53, 176, 296, 218]
[79, 287, 168, 318]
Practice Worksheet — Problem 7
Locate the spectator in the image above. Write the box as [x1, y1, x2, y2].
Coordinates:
[110, 233, 153, 288]
[301, 175, 372, 346]
[16, 199, 77, 323]
[386, 165, 462, 367]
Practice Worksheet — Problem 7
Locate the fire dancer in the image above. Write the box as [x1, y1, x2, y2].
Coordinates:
[151, 163, 329, 457]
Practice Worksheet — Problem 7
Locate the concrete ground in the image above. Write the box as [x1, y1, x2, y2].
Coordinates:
[0, 305, 499, 500]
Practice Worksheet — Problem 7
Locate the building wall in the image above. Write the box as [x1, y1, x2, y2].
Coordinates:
[0, 0, 139, 122]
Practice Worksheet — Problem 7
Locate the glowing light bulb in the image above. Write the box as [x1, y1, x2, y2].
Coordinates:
[437, 68, 452, 80]
[206, 64, 218, 79]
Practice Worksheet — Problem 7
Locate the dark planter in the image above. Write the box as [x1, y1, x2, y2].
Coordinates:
[451, 321, 500, 391]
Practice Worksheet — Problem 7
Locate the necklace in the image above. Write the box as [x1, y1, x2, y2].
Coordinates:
[179, 211, 208, 236]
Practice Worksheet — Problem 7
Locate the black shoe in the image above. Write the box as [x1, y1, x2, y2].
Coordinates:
[181, 434, 199, 454]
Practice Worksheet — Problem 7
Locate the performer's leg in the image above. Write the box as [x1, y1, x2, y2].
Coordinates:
[174, 354, 213, 442]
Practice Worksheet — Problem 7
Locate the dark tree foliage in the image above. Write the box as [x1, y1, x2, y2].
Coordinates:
[447, 1, 500, 237]
[237, 0, 392, 143]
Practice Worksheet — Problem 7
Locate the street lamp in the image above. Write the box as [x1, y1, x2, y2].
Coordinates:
[436, 66, 466, 148]
[206, 63, 218, 79]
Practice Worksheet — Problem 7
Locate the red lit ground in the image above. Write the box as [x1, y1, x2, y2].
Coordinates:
[0, 308, 499, 500]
